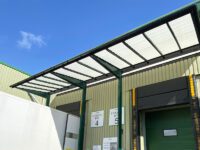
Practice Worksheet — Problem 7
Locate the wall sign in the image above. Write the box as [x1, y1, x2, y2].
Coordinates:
[91, 110, 104, 127]
[93, 145, 101, 150]
[164, 129, 177, 136]
[103, 137, 117, 150]
[109, 107, 124, 126]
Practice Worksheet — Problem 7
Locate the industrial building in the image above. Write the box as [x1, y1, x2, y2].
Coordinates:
[11, 1, 200, 150]
[0, 62, 44, 103]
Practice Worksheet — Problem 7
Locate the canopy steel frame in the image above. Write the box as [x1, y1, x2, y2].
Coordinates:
[122, 41, 148, 63]
[91, 55, 123, 150]
[143, 33, 164, 58]
[77, 61, 105, 75]
[16, 87, 51, 106]
[106, 48, 132, 66]
[46, 44, 200, 94]
[11, 4, 200, 93]
[166, 23, 182, 50]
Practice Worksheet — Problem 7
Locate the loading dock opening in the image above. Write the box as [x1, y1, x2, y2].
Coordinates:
[57, 102, 81, 117]
[145, 106, 195, 150]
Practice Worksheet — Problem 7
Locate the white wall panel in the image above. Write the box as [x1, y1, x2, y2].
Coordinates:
[0, 91, 67, 150]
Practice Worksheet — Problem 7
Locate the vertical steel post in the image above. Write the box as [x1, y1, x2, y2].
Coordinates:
[46, 94, 51, 106]
[118, 75, 122, 150]
[78, 84, 87, 150]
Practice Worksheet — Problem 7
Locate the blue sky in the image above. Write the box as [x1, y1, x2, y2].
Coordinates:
[0, 0, 193, 75]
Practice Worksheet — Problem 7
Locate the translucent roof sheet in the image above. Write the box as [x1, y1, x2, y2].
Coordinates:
[17, 85, 50, 93]
[169, 14, 199, 49]
[11, 8, 200, 94]
[108, 43, 144, 65]
[65, 62, 102, 77]
[44, 73, 67, 82]
[95, 50, 129, 69]
[145, 24, 179, 54]
[29, 80, 63, 89]
[55, 68, 90, 81]
[23, 83, 56, 91]
[37, 76, 70, 87]
[125, 34, 161, 60]
[79, 57, 109, 74]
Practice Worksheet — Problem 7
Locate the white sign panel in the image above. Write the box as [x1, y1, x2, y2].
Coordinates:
[93, 145, 101, 150]
[109, 107, 124, 126]
[164, 129, 177, 136]
[91, 110, 104, 127]
[103, 137, 117, 150]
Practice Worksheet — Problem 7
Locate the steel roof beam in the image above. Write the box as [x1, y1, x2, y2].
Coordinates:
[77, 61, 105, 75]
[122, 41, 148, 63]
[166, 23, 181, 50]
[91, 55, 122, 78]
[51, 72, 86, 88]
[143, 33, 164, 58]
[106, 49, 132, 66]
[16, 87, 49, 98]
[63, 67, 94, 79]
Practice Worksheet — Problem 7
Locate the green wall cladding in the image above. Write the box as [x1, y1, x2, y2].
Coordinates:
[51, 55, 200, 150]
[0, 63, 44, 104]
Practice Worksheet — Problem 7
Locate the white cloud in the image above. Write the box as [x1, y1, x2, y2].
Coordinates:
[17, 31, 46, 49]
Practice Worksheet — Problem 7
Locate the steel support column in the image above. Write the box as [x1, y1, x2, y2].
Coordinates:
[118, 75, 122, 150]
[78, 84, 87, 150]
[46, 94, 51, 106]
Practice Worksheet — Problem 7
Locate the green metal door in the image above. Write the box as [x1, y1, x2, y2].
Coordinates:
[145, 107, 195, 150]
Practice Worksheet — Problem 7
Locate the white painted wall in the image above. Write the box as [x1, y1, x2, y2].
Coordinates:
[0, 91, 79, 150]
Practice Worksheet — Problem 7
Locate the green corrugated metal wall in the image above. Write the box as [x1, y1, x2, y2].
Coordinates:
[51, 55, 200, 150]
[0, 63, 44, 104]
